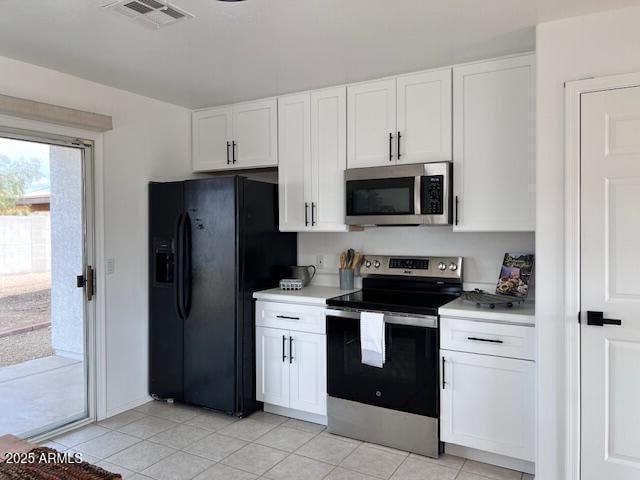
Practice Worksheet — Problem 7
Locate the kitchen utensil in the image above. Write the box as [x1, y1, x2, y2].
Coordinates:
[339, 251, 347, 269]
[352, 251, 364, 270]
[289, 265, 316, 286]
[339, 268, 355, 290]
[346, 248, 355, 268]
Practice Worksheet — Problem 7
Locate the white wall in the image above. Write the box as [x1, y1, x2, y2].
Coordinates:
[0, 54, 192, 416]
[299, 230, 535, 290]
[536, 7, 640, 479]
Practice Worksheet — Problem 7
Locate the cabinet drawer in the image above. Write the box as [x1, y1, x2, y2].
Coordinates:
[440, 317, 535, 360]
[256, 300, 325, 334]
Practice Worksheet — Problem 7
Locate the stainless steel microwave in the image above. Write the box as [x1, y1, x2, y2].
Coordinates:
[345, 162, 453, 226]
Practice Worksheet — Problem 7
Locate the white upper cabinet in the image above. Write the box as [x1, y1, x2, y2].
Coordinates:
[191, 98, 277, 171]
[347, 70, 452, 169]
[279, 87, 348, 232]
[278, 93, 311, 231]
[192, 106, 232, 172]
[233, 98, 278, 168]
[396, 69, 452, 164]
[347, 79, 397, 168]
[453, 54, 535, 232]
[311, 87, 347, 231]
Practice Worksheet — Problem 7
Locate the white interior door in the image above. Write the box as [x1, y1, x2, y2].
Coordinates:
[581, 85, 640, 479]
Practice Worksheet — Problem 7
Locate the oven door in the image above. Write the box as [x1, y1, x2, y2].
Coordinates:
[326, 309, 439, 417]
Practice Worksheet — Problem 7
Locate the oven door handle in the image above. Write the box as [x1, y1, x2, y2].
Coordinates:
[325, 308, 438, 329]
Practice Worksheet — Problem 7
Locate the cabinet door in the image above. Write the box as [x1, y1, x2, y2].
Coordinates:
[289, 332, 327, 415]
[278, 93, 311, 231]
[440, 350, 535, 461]
[396, 69, 452, 165]
[453, 54, 535, 231]
[233, 98, 278, 168]
[311, 87, 348, 231]
[256, 326, 290, 408]
[347, 79, 397, 168]
[192, 107, 233, 171]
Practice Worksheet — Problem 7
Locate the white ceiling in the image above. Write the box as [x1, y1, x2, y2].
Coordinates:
[0, 0, 638, 109]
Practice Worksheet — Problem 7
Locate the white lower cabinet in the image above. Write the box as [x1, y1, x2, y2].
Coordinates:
[440, 318, 535, 462]
[255, 303, 327, 416]
[256, 326, 290, 407]
[289, 331, 327, 415]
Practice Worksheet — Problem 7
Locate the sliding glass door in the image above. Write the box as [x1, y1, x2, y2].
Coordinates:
[0, 129, 94, 438]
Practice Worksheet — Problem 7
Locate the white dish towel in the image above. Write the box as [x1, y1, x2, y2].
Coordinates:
[360, 311, 385, 368]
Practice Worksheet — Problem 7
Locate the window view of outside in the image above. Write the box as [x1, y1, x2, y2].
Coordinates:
[0, 136, 87, 437]
[0, 138, 52, 367]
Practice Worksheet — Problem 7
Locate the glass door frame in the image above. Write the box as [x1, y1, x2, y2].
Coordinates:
[0, 126, 96, 439]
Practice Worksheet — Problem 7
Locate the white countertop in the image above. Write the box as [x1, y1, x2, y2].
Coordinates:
[439, 296, 535, 325]
[253, 285, 359, 306]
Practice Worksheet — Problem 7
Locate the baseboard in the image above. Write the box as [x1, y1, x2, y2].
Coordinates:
[445, 443, 535, 475]
[263, 403, 327, 426]
[103, 395, 153, 420]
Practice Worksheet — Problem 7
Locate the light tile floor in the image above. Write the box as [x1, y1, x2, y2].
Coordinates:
[43, 401, 533, 480]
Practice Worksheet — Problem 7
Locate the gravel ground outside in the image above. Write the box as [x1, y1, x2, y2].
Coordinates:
[0, 272, 53, 366]
[0, 327, 54, 367]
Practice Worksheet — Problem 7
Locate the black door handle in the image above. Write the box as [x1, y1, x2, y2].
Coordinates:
[282, 335, 287, 362]
[226, 141, 231, 164]
[455, 196, 459, 226]
[304, 202, 309, 226]
[289, 336, 294, 364]
[397, 131, 402, 159]
[311, 202, 316, 226]
[182, 213, 192, 319]
[586, 311, 622, 326]
[174, 213, 186, 320]
[232, 141, 237, 163]
[441, 356, 446, 389]
[389, 133, 394, 161]
[276, 315, 300, 320]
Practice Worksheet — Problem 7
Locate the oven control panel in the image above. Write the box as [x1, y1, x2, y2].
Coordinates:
[361, 255, 462, 279]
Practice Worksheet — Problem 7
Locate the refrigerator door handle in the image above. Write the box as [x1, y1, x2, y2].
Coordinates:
[174, 213, 186, 320]
[182, 213, 193, 319]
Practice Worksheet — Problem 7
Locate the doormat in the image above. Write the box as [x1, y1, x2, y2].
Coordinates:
[0, 447, 121, 480]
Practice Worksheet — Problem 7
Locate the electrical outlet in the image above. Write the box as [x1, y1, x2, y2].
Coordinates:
[316, 255, 325, 270]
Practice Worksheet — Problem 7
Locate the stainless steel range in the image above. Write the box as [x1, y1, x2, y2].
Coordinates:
[325, 255, 463, 458]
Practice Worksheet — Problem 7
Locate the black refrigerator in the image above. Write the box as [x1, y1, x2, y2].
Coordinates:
[149, 176, 297, 416]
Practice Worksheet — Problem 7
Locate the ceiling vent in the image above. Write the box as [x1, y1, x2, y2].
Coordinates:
[102, 0, 194, 29]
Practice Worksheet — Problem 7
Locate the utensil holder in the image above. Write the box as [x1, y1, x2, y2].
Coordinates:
[339, 268, 354, 290]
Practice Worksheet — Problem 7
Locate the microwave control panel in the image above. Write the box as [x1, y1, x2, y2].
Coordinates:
[421, 175, 444, 215]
